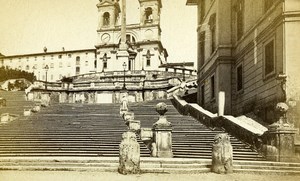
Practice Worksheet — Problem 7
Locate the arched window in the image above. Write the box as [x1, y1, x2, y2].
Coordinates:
[103, 12, 110, 26]
[124, 34, 136, 47]
[145, 7, 153, 22]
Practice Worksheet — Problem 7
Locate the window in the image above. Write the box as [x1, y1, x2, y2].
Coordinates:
[76, 67, 80, 75]
[237, 64, 243, 91]
[68, 54, 72, 58]
[200, 84, 205, 106]
[67, 62, 71, 67]
[264, 39, 275, 76]
[43, 56, 45, 60]
[26, 65, 30, 70]
[34, 57, 37, 61]
[51, 55, 54, 60]
[264, 0, 274, 12]
[125, 34, 136, 45]
[199, 31, 206, 66]
[58, 55, 62, 59]
[51, 74, 53, 81]
[59, 62, 62, 68]
[50, 63, 54, 68]
[103, 62, 107, 69]
[210, 75, 215, 99]
[85, 60, 89, 66]
[103, 12, 110, 26]
[236, 0, 244, 40]
[76, 56, 80, 65]
[26, 57, 29, 62]
[145, 7, 153, 23]
[209, 13, 216, 54]
[94, 60, 97, 69]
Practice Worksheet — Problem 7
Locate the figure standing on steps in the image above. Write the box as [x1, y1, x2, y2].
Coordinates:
[121, 95, 128, 110]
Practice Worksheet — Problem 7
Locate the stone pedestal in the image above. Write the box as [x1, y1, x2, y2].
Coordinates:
[211, 133, 233, 174]
[264, 102, 299, 162]
[140, 128, 153, 141]
[23, 109, 31, 116]
[152, 102, 173, 158]
[266, 125, 298, 162]
[129, 120, 141, 132]
[118, 131, 140, 174]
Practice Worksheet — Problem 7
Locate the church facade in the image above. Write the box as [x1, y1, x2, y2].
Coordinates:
[0, 0, 168, 82]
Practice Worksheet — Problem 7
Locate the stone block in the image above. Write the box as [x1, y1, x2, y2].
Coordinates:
[129, 120, 140, 132]
[31, 105, 41, 113]
[23, 109, 31, 116]
[140, 128, 153, 141]
[118, 131, 140, 174]
[0, 113, 10, 124]
[211, 133, 233, 174]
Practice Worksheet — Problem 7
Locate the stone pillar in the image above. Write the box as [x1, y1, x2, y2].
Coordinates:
[118, 131, 140, 174]
[265, 102, 299, 162]
[211, 133, 233, 174]
[218, 91, 225, 116]
[152, 102, 173, 158]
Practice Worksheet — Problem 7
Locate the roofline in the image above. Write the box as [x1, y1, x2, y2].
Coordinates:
[186, 0, 198, 6]
[2, 49, 96, 59]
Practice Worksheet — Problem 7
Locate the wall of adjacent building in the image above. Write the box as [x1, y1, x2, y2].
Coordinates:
[191, 0, 300, 125]
[1, 50, 96, 82]
[231, 1, 284, 123]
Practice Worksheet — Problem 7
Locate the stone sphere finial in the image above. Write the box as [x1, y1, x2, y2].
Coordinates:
[155, 102, 168, 116]
[275, 102, 289, 116]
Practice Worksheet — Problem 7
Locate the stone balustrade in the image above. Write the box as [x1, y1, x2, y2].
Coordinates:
[171, 94, 300, 162]
[120, 100, 173, 158]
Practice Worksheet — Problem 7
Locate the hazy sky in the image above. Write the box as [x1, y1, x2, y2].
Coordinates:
[0, 0, 197, 64]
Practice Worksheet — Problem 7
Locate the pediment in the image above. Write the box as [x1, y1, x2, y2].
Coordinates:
[98, 0, 114, 7]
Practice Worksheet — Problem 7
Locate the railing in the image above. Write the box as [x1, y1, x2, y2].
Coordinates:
[31, 71, 195, 92]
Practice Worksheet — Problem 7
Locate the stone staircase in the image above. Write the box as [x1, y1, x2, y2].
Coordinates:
[130, 100, 265, 161]
[0, 90, 35, 115]
[0, 102, 150, 157]
[1, 92, 300, 174]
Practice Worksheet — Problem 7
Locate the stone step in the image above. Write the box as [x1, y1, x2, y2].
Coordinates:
[0, 157, 299, 175]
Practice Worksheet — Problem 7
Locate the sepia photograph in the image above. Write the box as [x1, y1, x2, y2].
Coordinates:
[0, 0, 300, 180]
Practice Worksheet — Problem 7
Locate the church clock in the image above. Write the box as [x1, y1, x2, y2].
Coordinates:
[101, 33, 111, 43]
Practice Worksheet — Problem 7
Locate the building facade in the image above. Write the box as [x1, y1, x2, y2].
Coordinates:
[187, 0, 300, 126]
[95, 0, 167, 71]
[0, 0, 168, 82]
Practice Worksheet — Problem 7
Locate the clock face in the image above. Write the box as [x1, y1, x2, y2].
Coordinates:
[101, 33, 111, 43]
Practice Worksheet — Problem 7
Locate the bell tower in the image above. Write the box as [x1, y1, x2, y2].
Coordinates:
[139, 0, 162, 26]
[96, 0, 121, 30]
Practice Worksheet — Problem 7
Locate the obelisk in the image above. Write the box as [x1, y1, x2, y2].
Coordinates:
[117, 0, 129, 70]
